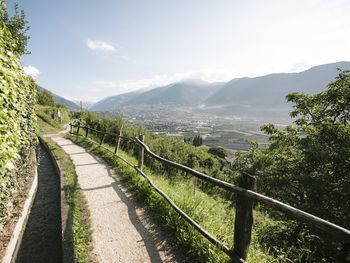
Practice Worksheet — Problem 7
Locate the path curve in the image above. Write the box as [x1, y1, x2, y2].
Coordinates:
[50, 134, 180, 263]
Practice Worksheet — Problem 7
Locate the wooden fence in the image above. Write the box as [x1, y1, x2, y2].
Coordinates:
[70, 124, 350, 262]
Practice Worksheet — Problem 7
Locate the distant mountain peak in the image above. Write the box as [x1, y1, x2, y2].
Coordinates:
[89, 61, 350, 118]
[203, 61, 350, 118]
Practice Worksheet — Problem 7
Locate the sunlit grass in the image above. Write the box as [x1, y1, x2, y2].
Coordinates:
[66, 131, 284, 262]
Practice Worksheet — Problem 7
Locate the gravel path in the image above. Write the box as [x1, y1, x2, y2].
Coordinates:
[50, 135, 180, 263]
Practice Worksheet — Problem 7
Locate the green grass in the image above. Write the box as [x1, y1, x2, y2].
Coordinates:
[37, 117, 61, 134]
[36, 105, 70, 135]
[66, 131, 285, 262]
[40, 136, 94, 262]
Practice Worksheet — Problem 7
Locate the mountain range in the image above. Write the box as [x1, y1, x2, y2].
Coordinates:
[89, 61, 350, 118]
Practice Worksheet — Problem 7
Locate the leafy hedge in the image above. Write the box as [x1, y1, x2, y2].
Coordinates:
[0, 20, 37, 228]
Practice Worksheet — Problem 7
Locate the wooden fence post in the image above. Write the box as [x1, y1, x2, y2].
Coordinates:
[70, 124, 73, 133]
[232, 172, 256, 262]
[85, 125, 89, 138]
[138, 135, 145, 171]
[114, 129, 122, 155]
[76, 125, 80, 136]
[100, 131, 106, 146]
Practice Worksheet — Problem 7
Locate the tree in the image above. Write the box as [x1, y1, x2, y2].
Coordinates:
[0, 1, 30, 55]
[192, 135, 203, 147]
[234, 70, 350, 261]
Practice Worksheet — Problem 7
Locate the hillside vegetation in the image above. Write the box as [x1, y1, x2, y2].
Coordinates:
[71, 70, 350, 262]
[36, 88, 70, 134]
[68, 133, 281, 262]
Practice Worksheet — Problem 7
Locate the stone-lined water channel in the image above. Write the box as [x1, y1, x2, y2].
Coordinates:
[16, 143, 62, 263]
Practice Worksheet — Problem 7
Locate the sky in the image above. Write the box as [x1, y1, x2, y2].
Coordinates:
[6, 0, 350, 102]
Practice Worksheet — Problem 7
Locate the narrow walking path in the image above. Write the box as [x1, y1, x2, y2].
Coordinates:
[49, 134, 180, 263]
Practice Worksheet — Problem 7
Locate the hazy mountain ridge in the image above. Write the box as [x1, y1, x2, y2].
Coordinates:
[205, 61, 350, 107]
[90, 80, 224, 112]
[89, 61, 350, 117]
[126, 79, 223, 107]
[90, 91, 140, 112]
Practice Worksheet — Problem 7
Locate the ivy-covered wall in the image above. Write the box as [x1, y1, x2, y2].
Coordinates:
[0, 20, 37, 228]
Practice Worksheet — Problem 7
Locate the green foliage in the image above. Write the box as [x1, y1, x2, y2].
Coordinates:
[67, 134, 280, 262]
[70, 119, 325, 262]
[0, 18, 36, 228]
[37, 88, 56, 106]
[235, 70, 350, 262]
[71, 72, 350, 261]
[0, 1, 30, 55]
[193, 134, 203, 147]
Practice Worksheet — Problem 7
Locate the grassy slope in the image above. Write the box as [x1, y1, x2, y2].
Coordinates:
[66, 131, 285, 262]
[36, 105, 69, 134]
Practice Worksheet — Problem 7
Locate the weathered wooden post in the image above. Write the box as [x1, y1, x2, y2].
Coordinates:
[76, 124, 80, 136]
[80, 100, 83, 122]
[100, 130, 106, 146]
[70, 124, 73, 133]
[114, 128, 122, 155]
[85, 125, 89, 138]
[232, 172, 256, 262]
[138, 135, 145, 171]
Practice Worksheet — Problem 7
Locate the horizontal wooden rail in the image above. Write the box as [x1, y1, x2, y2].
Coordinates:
[134, 137, 350, 243]
[69, 124, 350, 262]
[76, 125, 136, 142]
[69, 125, 234, 257]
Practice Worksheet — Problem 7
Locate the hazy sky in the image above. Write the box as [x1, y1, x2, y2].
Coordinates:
[7, 0, 350, 101]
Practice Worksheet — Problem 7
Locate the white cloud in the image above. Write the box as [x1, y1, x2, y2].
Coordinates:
[86, 39, 116, 51]
[23, 65, 41, 79]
